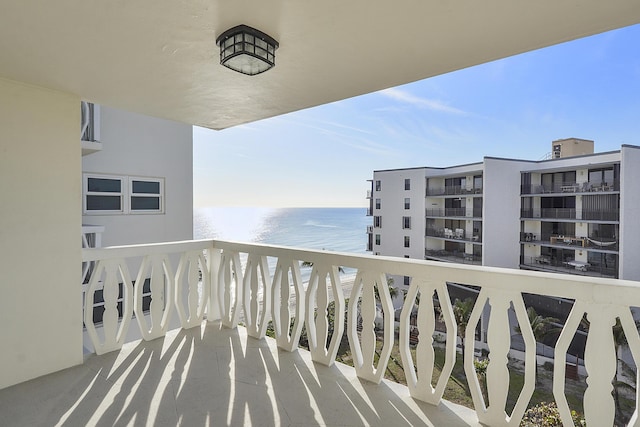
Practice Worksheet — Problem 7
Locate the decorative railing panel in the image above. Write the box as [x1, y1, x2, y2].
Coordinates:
[82, 239, 640, 426]
[134, 254, 174, 340]
[399, 278, 456, 404]
[305, 262, 345, 366]
[347, 270, 394, 384]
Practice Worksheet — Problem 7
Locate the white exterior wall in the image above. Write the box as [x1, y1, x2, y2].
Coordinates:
[482, 158, 529, 268]
[82, 106, 193, 246]
[0, 78, 82, 388]
[619, 145, 640, 281]
[373, 168, 426, 259]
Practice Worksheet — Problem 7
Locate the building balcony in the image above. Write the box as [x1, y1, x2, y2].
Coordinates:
[582, 210, 620, 222]
[520, 233, 619, 252]
[521, 181, 620, 195]
[520, 208, 576, 220]
[426, 208, 481, 219]
[426, 186, 483, 196]
[520, 256, 617, 279]
[426, 227, 482, 243]
[81, 101, 102, 155]
[2, 239, 639, 426]
[424, 249, 482, 265]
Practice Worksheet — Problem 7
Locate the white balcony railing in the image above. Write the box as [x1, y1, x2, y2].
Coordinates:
[82, 239, 640, 426]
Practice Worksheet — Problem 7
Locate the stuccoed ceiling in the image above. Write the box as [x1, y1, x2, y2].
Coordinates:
[0, 1, 639, 130]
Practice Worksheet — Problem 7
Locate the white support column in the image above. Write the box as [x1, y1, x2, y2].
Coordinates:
[0, 78, 82, 388]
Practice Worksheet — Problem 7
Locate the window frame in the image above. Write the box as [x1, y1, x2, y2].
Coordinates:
[402, 216, 411, 229]
[129, 176, 165, 214]
[83, 173, 125, 214]
[83, 173, 165, 215]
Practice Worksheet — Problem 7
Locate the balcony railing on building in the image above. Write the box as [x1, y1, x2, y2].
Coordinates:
[521, 181, 620, 195]
[426, 208, 481, 218]
[426, 227, 481, 243]
[424, 249, 481, 265]
[582, 209, 620, 221]
[521, 208, 618, 221]
[79, 238, 640, 426]
[426, 186, 483, 196]
[520, 232, 619, 251]
[520, 208, 576, 220]
[520, 255, 617, 279]
[81, 101, 102, 155]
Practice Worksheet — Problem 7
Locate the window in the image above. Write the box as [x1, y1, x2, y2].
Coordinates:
[84, 174, 124, 213]
[402, 216, 411, 229]
[375, 234, 381, 245]
[404, 198, 410, 209]
[130, 177, 164, 213]
[404, 178, 411, 190]
[375, 198, 381, 209]
[404, 276, 411, 286]
[375, 180, 381, 191]
[404, 236, 410, 248]
[84, 174, 164, 214]
[374, 216, 382, 228]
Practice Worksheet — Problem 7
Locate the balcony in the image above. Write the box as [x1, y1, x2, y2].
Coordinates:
[582, 210, 620, 222]
[521, 181, 620, 195]
[427, 186, 483, 196]
[520, 208, 576, 220]
[81, 101, 102, 155]
[426, 227, 482, 243]
[426, 208, 481, 219]
[2, 239, 640, 426]
[521, 233, 619, 252]
[424, 249, 482, 265]
[520, 255, 617, 279]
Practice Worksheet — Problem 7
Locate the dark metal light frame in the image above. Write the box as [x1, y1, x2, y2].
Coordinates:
[216, 25, 279, 76]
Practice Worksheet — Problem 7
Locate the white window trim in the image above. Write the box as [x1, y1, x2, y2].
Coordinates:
[83, 173, 125, 214]
[83, 173, 165, 215]
[129, 176, 165, 214]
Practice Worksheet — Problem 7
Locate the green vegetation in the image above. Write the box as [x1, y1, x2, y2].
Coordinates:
[520, 402, 585, 427]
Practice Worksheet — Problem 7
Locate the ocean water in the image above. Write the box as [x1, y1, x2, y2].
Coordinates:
[194, 207, 369, 253]
[194, 207, 369, 282]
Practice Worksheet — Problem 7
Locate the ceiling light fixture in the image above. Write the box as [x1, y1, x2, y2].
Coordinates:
[216, 25, 279, 76]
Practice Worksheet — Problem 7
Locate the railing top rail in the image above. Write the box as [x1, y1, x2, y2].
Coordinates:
[82, 239, 213, 261]
[211, 240, 637, 300]
[84, 238, 640, 305]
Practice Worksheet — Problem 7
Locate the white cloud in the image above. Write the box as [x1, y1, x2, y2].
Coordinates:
[379, 88, 467, 115]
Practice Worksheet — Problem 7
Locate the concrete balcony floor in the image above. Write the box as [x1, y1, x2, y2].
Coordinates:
[0, 322, 479, 427]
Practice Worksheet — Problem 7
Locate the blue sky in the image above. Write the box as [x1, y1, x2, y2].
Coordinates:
[194, 24, 640, 208]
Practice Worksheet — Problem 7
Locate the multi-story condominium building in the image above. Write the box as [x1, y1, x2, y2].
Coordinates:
[368, 139, 640, 284]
